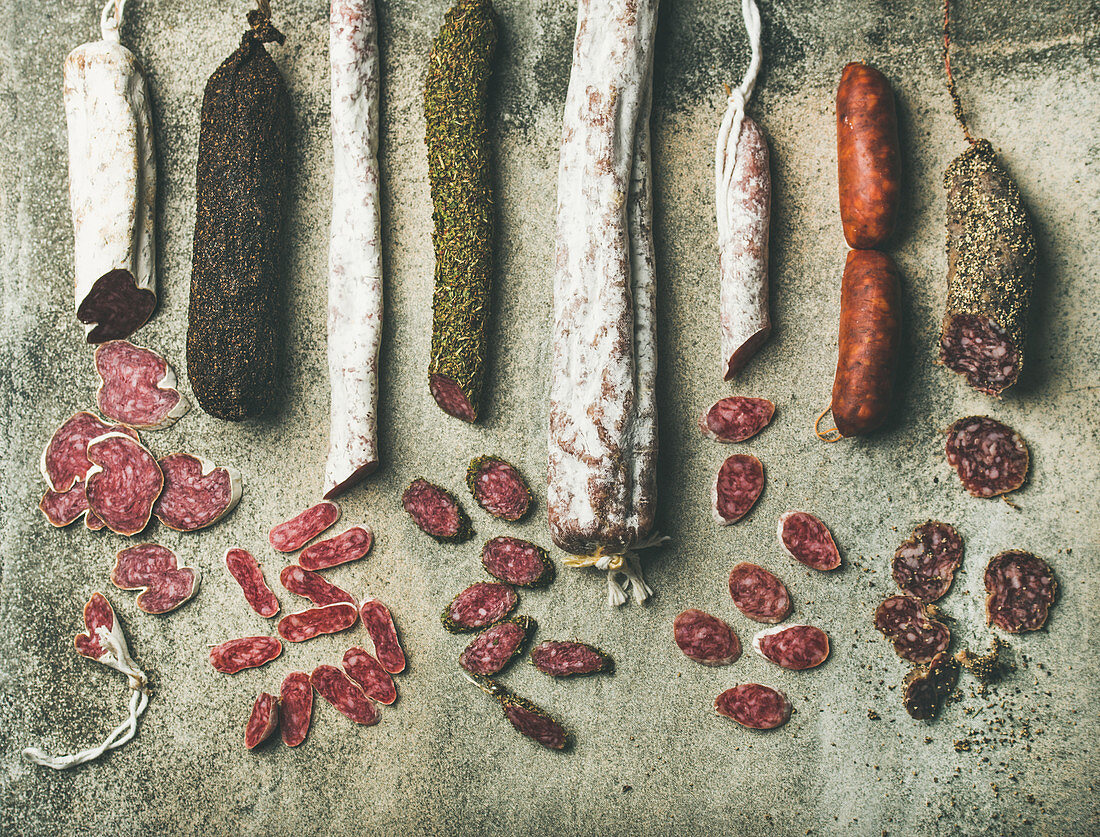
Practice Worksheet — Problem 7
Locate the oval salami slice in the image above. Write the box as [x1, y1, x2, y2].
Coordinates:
[728, 562, 791, 623]
[269, 501, 341, 553]
[903, 651, 959, 720]
[530, 640, 613, 677]
[310, 664, 380, 725]
[712, 454, 764, 525]
[777, 511, 841, 571]
[40, 411, 138, 493]
[442, 582, 517, 633]
[280, 671, 313, 746]
[402, 478, 472, 543]
[481, 536, 554, 587]
[752, 624, 830, 670]
[152, 453, 242, 531]
[298, 526, 373, 570]
[277, 602, 358, 643]
[209, 636, 282, 674]
[94, 340, 190, 430]
[84, 432, 163, 536]
[501, 696, 568, 750]
[225, 548, 279, 617]
[112, 543, 199, 614]
[359, 598, 405, 674]
[874, 595, 951, 664]
[459, 617, 534, 676]
[892, 521, 964, 602]
[945, 416, 1029, 498]
[984, 550, 1056, 633]
[715, 684, 792, 730]
[699, 396, 775, 443]
[466, 456, 532, 521]
[673, 609, 742, 666]
[244, 692, 279, 749]
[39, 482, 91, 528]
[342, 647, 397, 705]
[279, 565, 355, 607]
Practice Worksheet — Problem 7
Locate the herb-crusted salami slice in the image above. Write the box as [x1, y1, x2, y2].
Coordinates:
[244, 692, 279, 749]
[752, 624, 830, 670]
[712, 454, 764, 525]
[467, 456, 532, 521]
[442, 582, 517, 633]
[715, 684, 792, 730]
[402, 478, 472, 543]
[85, 432, 163, 536]
[903, 651, 959, 720]
[41, 412, 138, 493]
[269, 501, 341, 553]
[39, 482, 91, 528]
[310, 664, 379, 725]
[674, 609, 742, 666]
[277, 602, 358, 643]
[874, 595, 950, 664]
[530, 640, 613, 677]
[699, 397, 775, 443]
[945, 416, 1028, 498]
[728, 562, 791, 624]
[892, 521, 964, 602]
[481, 537, 554, 587]
[112, 544, 199, 614]
[209, 636, 282, 674]
[778, 511, 841, 571]
[342, 647, 397, 705]
[279, 565, 355, 607]
[153, 453, 242, 531]
[280, 671, 313, 746]
[225, 548, 279, 617]
[298, 526, 373, 570]
[459, 616, 534, 676]
[466, 674, 570, 750]
[359, 598, 405, 674]
[984, 550, 1056, 633]
[94, 340, 190, 430]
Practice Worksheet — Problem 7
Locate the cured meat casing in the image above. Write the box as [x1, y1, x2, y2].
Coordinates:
[325, 0, 383, 497]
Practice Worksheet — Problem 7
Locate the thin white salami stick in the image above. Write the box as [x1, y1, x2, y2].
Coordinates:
[63, 0, 156, 343]
[324, 0, 384, 498]
[715, 0, 771, 380]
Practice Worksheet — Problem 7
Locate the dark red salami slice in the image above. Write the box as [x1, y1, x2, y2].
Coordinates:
[903, 651, 959, 720]
[752, 624, 830, 670]
[715, 684, 792, 730]
[481, 536, 554, 587]
[442, 582, 518, 633]
[112, 544, 199, 614]
[673, 609, 742, 666]
[459, 617, 534, 676]
[728, 562, 791, 624]
[209, 636, 282, 674]
[279, 565, 355, 607]
[310, 664, 380, 725]
[40, 411, 137, 493]
[466, 456, 533, 521]
[225, 548, 279, 617]
[84, 432, 163, 536]
[874, 595, 951, 664]
[359, 598, 405, 674]
[94, 340, 190, 430]
[74, 592, 120, 661]
[712, 454, 764, 525]
[244, 692, 279, 749]
[401, 478, 472, 543]
[984, 550, 1056, 633]
[342, 647, 397, 705]
[39, 482, 90, 528]
[699, 396, 775, 443]
[465, 674, 570, 750]
[777, 511, 841, 571]
[152, 453, 242, 531]
[280, 671, 313, 746]
[944, 416, 1029, 498]
[530, 640, 613, 677]
[277, 602, 358, 643]
[85, 509, 106, 531]
[298, 526, 373, 570]
[269, 501, 341, 553]
[892, 521, 964, 602]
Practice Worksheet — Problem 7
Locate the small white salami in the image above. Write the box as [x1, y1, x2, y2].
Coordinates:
[269, 501, 341, 553]
[41, 411, 137, 493]
[674, 609, 742, 666]
[85, 433, 163, 536]
[715, 684, 791, 730]
[94, 340, 189, 430]
[752, 624, 830, 670]
[945, 416, 1029, 498]
[298, 526, 373, 570]
[984, 550, 1056, 633]
[778, 511, 841, 571]
[310, 664, 380, 726]
[209, 637, 282, 674]
[225, 548, 280, 618]
[699, 396, 774, 443]
[152, 453, 242, 532]
[712, 454, 764, 525]
[277, 602, 358, 643]
[728, 562, 790, 624]
[111, 543, 199, 614]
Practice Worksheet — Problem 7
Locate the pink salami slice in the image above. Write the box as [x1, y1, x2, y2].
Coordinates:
[459, 617, 534, 676]
[530, 640, 613, 677]
[874, 595, 951, 664]
[152, 453, 242, 531]
[310, 664, 380, 725]
[277, 602, 358, 643]
[673, 609, 742, 666]
[298, 526, 373, 570]
[94, 340, 190, 430]
[501, 696, 568, 750]
[280, 671, 313, 746]
[40, 411, 138, 493]
[111, 544, 199, 614]
[209, 637, 282, 674]
[728, 562, 791, 623]
[269, 501, 341, 553]
[225, 548, 279, 618]
[892, 521, 964, 602]
[712, 454, 764, 525]
[39, 481, 90, 528]
[715, 684, 792, 730]
[699, 396, 775, 443]
[752, 624, 830, 670]
[984, 550, 1056, 633]
[945, 415, 1029, 498]
[74, 592, 121, 661]
[244, 692, 279, 749]
[342, 647, 397, 705]
[481, 536, 554, 587]
[442, 582, 518, 633]
[85, 432, 163, 536]
[903, 651, 959, 720]
[359, 598, 405, 674]
[778, 511, 841, 570]
[85, 509, 106, 531]
[279, 565, 355, 607]
[466, 456, 532, 521]
[401, 478, 472, 543]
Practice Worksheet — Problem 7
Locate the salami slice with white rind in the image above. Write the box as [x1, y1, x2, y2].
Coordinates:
[280, 671, 313, 746]
[359, 598, 405, 674]
[94, 340, 189, 430]
[728, 562, 791, 623]
[41, 411, 138, 493]
[85, 432, 163, 536]
[342, 647, 397, 705]
[481, 537, 554, 587]
[715, 684, 791, 730]
[225, 548, 279, 617]
[984, 550, 1056, 633]
[874, 595, 950, 664]
[699, 397, 775, 443]
[441, 582, 517, 633]
[752, 624, 830, 670]
[674, 609, 741, 666]
[277, 602, 358, 643]
[152, 453, 242, 532]
[466, 456, 532, 521]
[402, 478, 472, 543]
[39, 482, 91, 528]
[778, 511, 841, 571]
[530, 640, 613, 677]
[712, 454, 764, 525]
[945, 416, 1029, 498]
[209, 636, 282, 674]
[892, 521, 963, 602]
[298, 526, 373, 570]
[111, 543, 199, 614]
[244, 692, 279, 749]
[280, 565, 355, 607]
[903, 651, 959, 720]
[269, 501, 341, 552]
[310, 664, 380, 725]
[459, 617, 533, 677]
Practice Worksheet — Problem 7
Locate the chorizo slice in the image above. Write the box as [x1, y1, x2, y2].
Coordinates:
[984, 550, 1056, 633]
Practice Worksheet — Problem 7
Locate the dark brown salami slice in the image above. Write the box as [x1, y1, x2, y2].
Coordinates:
[39, 482, 91, 528]
[225, 548, 279, 618]
[728, 562, 791, 624]
[269, 501, 341, 552]
[874, 595, 950, 664]
[752, 624, 830, 670]
[984, 550, 1056, 633]
[902, 651, 959, 720]
[342, 647, 397, 705]
[945, 416, 1028, 498]
[481, 537, 554, 587]
[467, 456, 532, 521]
[892, 521, 964, 602]
[85, 432, 163, 536]
[40, 411, 138, 493]
[712, 454, 764, 525]
[359, 598, 405, 674]
[715, 684, 792, 730]
[112, 543, 199, 614]
[94, 340, 189, 430]
[530, 640, 613, 677]
[298, 526, 373, 570]
[442, 582, 517, 633]
[279, 671, 313, 746]
[673, 609, 741, 666]
[277, 602, 358, 643]
[777, 511, 841, 571]
[310, 664, 380, 725]
[152, 453, 242, 531]
[458, 616, 534, 676]
[244, 692, 279, 749]
[402, 478, 472, 543]
[209, 636, 282, 674]
[279, 565, 355, 607]
[699, 397, 775, 443]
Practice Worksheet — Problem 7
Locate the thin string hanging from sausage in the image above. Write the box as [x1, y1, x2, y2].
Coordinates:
[942, 0, 975, 146]
[715, 0, 762, 236]
[562, 532, 669, 608]
[99, 0, 128, 41]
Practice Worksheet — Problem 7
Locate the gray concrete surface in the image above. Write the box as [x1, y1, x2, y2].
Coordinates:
[2, 1, 1098, 834]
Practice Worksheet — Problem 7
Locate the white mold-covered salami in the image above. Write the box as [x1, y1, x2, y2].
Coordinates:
[94, 340, 189, 430]
[63, 0, 156, 343]
[324, 0, 383, 499]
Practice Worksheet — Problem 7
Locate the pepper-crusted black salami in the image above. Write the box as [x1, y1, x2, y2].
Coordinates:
[187, 8, 290, 421]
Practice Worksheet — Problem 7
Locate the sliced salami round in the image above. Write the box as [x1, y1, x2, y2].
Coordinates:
[277, 602, 358, 643]
[359, 598, 405, 675]
[73, 592, 128, 664]
[467, 456, 532, 521]
[984, 550, 1056, 633]
[39, 482, 90, 528]
[310, 664, 379, 726]
[94, 340, 190, 430]
[41, 411, 137, 493]
[459, 616, 534, 676]
[903, 651, 959, 720]
[699, 396, 775, 443]
[279, 565, 355, 607]
[892, 521, 963, 602]
[442, 582, 517, 633]
[945, 416, 1029, 498]
[225, 548, 279, 618]
[530, 640, 613, 677]
[112, 543, 199, 614]
[209, 636, 282, 674]
[752, 624, 830, 670]
[728, 562, 791, 623]
[402, 478, 472, 543]
[715, 684, 792, 730]
[269, 501, 341, 553]
[85, 432, 163, 536]
[481, 536, 554, 587]
[342, 647, 397, 705]
[298, 526, 373, 570]
[280, 671, 313, 747]
[777, 511, 841, 571]
[874, 595, 950, 664]
[244, 692, 279, 749]
[673, 609, 742, 666]
[152, 453, 241, 531]
[712, 454, 764, 525]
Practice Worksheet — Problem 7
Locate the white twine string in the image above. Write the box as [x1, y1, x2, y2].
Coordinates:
[99, 0, 129, 42]
[592, 532, 669, 607]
